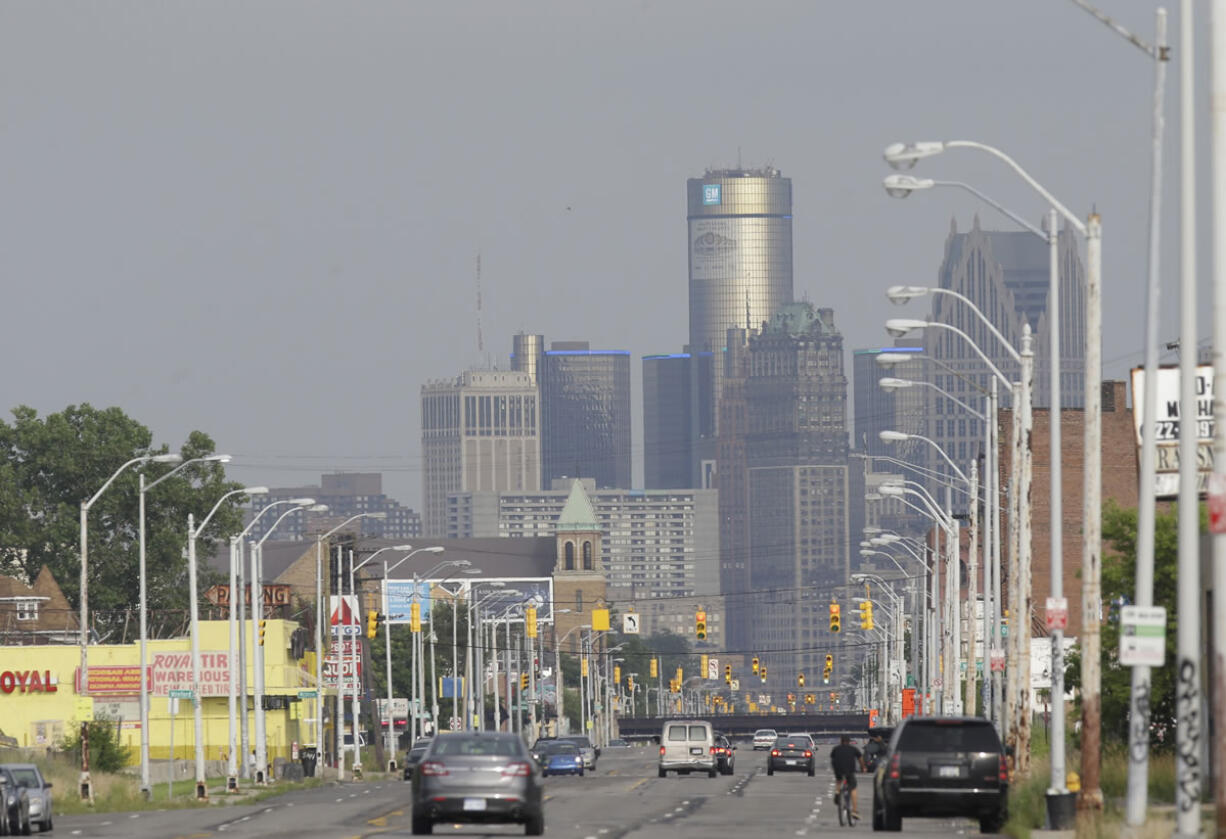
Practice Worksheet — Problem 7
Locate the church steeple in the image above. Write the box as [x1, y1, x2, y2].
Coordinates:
[554, 479, 601, 574]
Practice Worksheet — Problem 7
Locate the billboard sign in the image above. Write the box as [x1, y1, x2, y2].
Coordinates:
[330, 594, 361, 636]
[702, 183, 721, 205]
[384, 580, 433, 624]
[323, 639, 361, 690]
[151, 651, 231, 697]
[1131, 365, 1215, 498]
[689, 219, 738, 282]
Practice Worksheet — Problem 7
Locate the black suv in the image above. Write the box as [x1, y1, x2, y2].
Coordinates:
[872, 716, 1007, 833]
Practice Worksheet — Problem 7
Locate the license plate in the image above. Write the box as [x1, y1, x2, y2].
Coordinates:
[690, 747, 703, 755]
[938, 765, 960, 778]
[786, 759, 798, 765]
[463, 798, 486, 811]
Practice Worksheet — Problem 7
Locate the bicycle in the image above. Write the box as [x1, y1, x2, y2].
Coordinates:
[836, 775, 857, 827]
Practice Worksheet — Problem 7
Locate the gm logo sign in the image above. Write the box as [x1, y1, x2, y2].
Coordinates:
[702, 183, 721, 205]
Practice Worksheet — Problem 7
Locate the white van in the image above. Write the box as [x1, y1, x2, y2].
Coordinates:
[657, 719, 716, 778]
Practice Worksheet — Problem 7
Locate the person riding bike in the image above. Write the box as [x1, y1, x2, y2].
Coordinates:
[863, 731, 887, 771]
[830, 734, 866, 819]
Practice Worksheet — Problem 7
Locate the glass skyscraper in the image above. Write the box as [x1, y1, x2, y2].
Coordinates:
[511, 336, 631, 490]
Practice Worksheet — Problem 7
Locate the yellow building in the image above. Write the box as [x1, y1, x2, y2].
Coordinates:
[0, 619, 315, 766]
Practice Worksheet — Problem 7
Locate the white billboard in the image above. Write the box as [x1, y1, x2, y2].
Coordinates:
[689, 218, 739, 282]
[1130, 365, 1215, 498]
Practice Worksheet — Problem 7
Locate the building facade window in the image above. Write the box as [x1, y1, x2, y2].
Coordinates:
[16, 601, 37, 621]
[582, 541, 593, 570]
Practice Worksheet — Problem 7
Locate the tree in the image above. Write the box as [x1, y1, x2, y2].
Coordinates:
[1063, 499, 1190, 749]
[0, 404, 244, 630]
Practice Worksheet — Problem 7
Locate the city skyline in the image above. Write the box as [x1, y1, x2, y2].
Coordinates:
[1, 2, 1198, 512]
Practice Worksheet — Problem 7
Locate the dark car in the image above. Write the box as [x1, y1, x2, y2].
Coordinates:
[0, 769, 30, 836]
[556, 735, 598, 769]
[401, 737, 434, 781]
[529, 737, 556, 767]
[767, 735, 815, 776]
[872, 716, 1008, 834]
[713, 734, 736, 775]
[539, 741, 584, 777]
[410, 731, 544, 835]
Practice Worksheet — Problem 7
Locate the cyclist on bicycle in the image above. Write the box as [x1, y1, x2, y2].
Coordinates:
[863, 730, 887, 771]
[830, 734, 866, 819]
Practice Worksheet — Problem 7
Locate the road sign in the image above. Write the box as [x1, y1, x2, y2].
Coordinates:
[1045, 597, 1069, 631]
[330, 595, 361, 636]
[449, 716, 462, 731]
[1120, 606, 1167, 666]
[707, 658, 719, 680]
[730, 679, 739, 691]
[169, 688, 194, 699]
[622, 612, 640, 634]
[74, 697, 94, 721]
[990, 650, 1006, 673]
[298, 689, 318, 699]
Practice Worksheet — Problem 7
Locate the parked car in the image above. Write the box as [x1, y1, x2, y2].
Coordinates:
[0, 765, 50, 834]
[752, 728, 778, 750]
[767, 734, 815, 776]
[605, 738, 630, 749]
[401, 737, 434, 781]
[872, 716, 1008, 834]
[539, 741, 585, 777]
[713, 734, 736, 775]
[657, 719, 716, 778]
[410, 731, 544, 835]
[556, 736, 597, 770]
[0, 768, 31, 835]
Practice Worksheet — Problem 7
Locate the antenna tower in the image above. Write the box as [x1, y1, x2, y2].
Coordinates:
[476, 253, 484, 357]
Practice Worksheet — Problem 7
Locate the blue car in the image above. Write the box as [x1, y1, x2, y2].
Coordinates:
[540, 741, 584, 777]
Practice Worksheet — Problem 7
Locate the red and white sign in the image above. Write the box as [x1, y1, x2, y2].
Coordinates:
[323, 639, 362, 690]
[330, 595, 361, 636]
[1210, 473, 1226, 534]
[990, 650, 1006, 673]
[151, 651, 231, 697]
[1045, 597, 1069, 631]
[0, 670, 57, 694]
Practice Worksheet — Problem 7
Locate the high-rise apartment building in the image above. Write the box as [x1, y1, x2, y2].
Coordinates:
[922, 218, 1086, 490]
[241, 473, 421, 542]
[446, 478, 719, 602]
[686, 167, 793, 484]
[719, 303, 850, 683]
[511, 335, 631, 491]
[421, 370, 540, 537]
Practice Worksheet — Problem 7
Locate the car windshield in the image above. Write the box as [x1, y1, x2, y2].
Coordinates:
[561, 736, 591, 748]
[755, 730, 776, 737]
[545, 742, 580, 755]
[7, 768, 38, 786]
[431, 736, 523, 757]
[897, 722, 1000, 752]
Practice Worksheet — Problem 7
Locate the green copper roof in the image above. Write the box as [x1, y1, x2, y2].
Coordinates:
[556, 479, 599, 532]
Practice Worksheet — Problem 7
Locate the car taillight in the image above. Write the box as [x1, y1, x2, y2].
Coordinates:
[889, 753, 900, 780]
[660, 745, 666, 756]
[420, 761, 449, 776]
[803, 750, 812, 758]
[771, 749, 780, 757]
[502, 761, 533, 777]
[710, 746, 718, 755]
[999, 755, 1008, 783]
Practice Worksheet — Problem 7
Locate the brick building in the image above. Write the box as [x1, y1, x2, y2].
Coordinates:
[998, 380, 1137, 638]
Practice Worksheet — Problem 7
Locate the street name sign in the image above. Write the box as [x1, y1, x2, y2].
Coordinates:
[1119, 606, 1167, 667]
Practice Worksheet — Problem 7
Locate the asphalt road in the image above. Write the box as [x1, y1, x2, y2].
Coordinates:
[55, 745, 1003, 837]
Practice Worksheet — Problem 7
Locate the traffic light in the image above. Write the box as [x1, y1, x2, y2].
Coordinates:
[695, 610, 707, 641]
[650, 657, 658, 679]
[751, 656, 760, 675]
[675, 666, 684, 685]
[760, 665, 767, 683]
[825, 654, 834, 669]
[366, 609, 379, 639]
[520, 673, 529, 690]
[627, 676, 635, 691]
[410, 601, 422, 633]
[258, 619, 267, 646]
[724, 664, 732, 684]
[798, 672, 805, 687]
[829, 602, 841, 633]
[614, 665, 621, 685]
[525, 605, 538, 638]
[700, 654, 709, 679]
[858, 600, 874, 631]
[581, 657, 589, 677]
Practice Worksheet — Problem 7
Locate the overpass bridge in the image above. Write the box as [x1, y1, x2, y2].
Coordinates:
[616, 712, 872, 742]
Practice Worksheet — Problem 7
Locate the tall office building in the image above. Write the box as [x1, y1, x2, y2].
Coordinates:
[242, 473, 421, 542]
[643, 353, 693, 489]
[686, 167, 793, 483]
[420, 370, 541, 537]
[922, 218, 1086, 489]
[851, 345, 924, 455]
[719, 304, 850, 682]
[446, 478, 720, 601]
[511, 335, 631, 490]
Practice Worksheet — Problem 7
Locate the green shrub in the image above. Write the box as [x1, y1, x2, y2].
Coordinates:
[59, 715, 131, 774]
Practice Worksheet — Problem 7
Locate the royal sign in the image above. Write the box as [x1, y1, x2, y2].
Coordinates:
[1, 670, 58, 694]
[151, 651, 231, 697]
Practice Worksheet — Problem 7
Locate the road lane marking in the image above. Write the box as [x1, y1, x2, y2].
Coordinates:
[627, 778, 649, 791]
[368, 816, 388, 827]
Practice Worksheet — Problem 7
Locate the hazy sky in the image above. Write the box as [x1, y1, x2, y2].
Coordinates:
[1, 2, 1210, 508]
